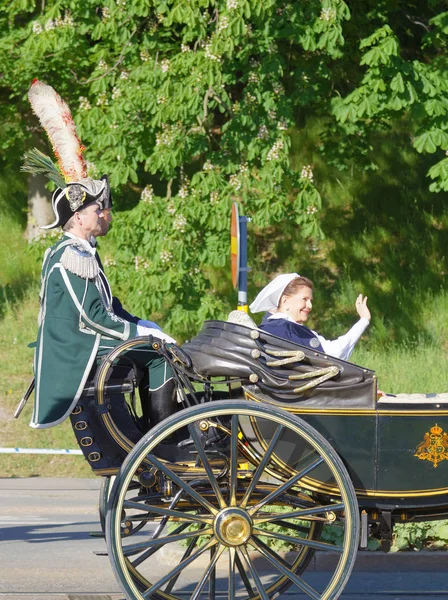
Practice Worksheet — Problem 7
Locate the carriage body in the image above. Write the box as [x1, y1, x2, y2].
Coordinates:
[64, 318, 448, 600]
[182, 319, 448, 516]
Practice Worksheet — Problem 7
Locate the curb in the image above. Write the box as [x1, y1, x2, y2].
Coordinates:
[158, 545, 447, 573]
[313, 549, 447, 572]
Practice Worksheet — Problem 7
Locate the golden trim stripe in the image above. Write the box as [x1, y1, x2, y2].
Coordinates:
[244, 390, 448, 416]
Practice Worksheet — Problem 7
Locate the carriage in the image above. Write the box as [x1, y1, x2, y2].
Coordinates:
[59, 309, 448, 600]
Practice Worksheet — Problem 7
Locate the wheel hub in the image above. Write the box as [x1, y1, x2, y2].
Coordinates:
[214, 507, 252, 546]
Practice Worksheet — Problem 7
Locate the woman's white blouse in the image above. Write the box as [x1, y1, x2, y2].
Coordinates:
[314, 318, 370, 360]
[267, 313, 370, 360]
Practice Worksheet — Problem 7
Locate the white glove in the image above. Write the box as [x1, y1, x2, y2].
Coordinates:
[137, 319, 162, 331]
[136, 324, 176, 344]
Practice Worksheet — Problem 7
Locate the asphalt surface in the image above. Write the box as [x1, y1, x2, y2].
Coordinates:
[1, 478, 447, 599]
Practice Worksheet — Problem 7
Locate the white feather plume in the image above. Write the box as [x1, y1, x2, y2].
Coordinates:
[28, 79, 87, 183]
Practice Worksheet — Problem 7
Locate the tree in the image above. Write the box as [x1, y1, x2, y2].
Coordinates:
[0, 0, 446, 340]
[331, 8, 448, 192]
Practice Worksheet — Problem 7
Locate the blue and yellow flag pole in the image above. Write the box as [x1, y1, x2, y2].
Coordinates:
[231, 202, 251, 312]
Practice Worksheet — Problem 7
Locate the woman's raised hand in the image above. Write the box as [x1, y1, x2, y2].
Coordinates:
[355, 294, 371, 321]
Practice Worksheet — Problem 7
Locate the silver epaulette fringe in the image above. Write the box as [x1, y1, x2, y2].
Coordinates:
[61, 245, 100, 279]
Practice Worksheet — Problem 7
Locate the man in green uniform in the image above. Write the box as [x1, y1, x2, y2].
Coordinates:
[31, 176, 177, 430]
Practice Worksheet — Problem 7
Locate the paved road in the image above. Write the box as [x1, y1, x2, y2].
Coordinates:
[1, 478, 447, 600]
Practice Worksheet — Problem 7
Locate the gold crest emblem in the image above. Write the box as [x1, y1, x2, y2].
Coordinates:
[414, 424, 448, 468]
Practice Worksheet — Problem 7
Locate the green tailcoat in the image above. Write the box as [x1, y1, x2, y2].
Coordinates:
[30, 236, 137, 428]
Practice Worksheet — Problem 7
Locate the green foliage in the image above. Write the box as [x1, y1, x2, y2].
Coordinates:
[0, 0, 354, 337]
[0, 1, 446, 341]
[332, 7, 448, 192]
[392, 520, 448, 552]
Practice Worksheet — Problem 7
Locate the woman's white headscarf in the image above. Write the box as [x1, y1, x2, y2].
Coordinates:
[249, 273, 300, 313]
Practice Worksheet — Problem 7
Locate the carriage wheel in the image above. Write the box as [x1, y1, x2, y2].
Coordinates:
[99, 475, 114, 534]
[106, 400, 359, 600]
[99, 475, 149, 538]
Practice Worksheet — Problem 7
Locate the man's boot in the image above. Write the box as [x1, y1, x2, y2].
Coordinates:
[140, 377, 177, 433]
[148, 378, 177, 430]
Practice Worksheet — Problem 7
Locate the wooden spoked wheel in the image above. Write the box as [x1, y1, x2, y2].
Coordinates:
[106, 401, 359, 600]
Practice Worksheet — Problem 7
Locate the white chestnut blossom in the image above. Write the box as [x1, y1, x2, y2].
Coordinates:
[79, 97, 91, 111]
[217, 16, 229, 32]
[181, 44, 190, 53]
[205, 43, 221, 62]
[104, 257, 117, 267]
[161, 59, 170, 73]
[45, 19, 55, 31]
[179, 184, 189, 199]
[229, 174, 242, 191]
[32, 21, 43, 34]
[112, 87, 121, 99]
[248, 72, 259, 84]
[120, 70, 129, 80]
[135, 256, 149, 271]
[210, 191, 219, 205]
[320, 8, 337, 21]
[63, 12, 74, 26]
[160, 250, 173, 264]
[227, 0, 238, 9]
[156, 124, 175, 145]
[173, 214, 187, 232]
[266, 139, 284, 161]
[140, 49, 150, 62]
[272, 82, 284, 96]
[257, 125, 269, 140]
[96, 92, 109, 106]
[245, 91, 256, 104]
[203, 160, 214, 171]
[306, 205, 318, 215]
[98, 59, 108, 70]
[301, 165, 314, 181]
[141, 185, 154, 204]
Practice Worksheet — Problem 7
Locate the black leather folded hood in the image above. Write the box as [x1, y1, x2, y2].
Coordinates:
[182, 320, 376, 409]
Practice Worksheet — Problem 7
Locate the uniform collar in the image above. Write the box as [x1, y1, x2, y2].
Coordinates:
[64, 232, 97, 256]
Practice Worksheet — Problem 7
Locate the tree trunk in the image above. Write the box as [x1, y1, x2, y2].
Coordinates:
[25, 173, 54, 241]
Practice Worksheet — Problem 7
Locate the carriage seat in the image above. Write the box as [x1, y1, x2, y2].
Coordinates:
[181, 316, 376, 409]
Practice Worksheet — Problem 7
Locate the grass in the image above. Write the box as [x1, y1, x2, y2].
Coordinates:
[352, 341, 448, 394]
[0, 288, 93, 477]
[351, 289, 448, 393]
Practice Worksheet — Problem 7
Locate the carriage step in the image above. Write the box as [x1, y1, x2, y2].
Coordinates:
[89, 531, 105, 538]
